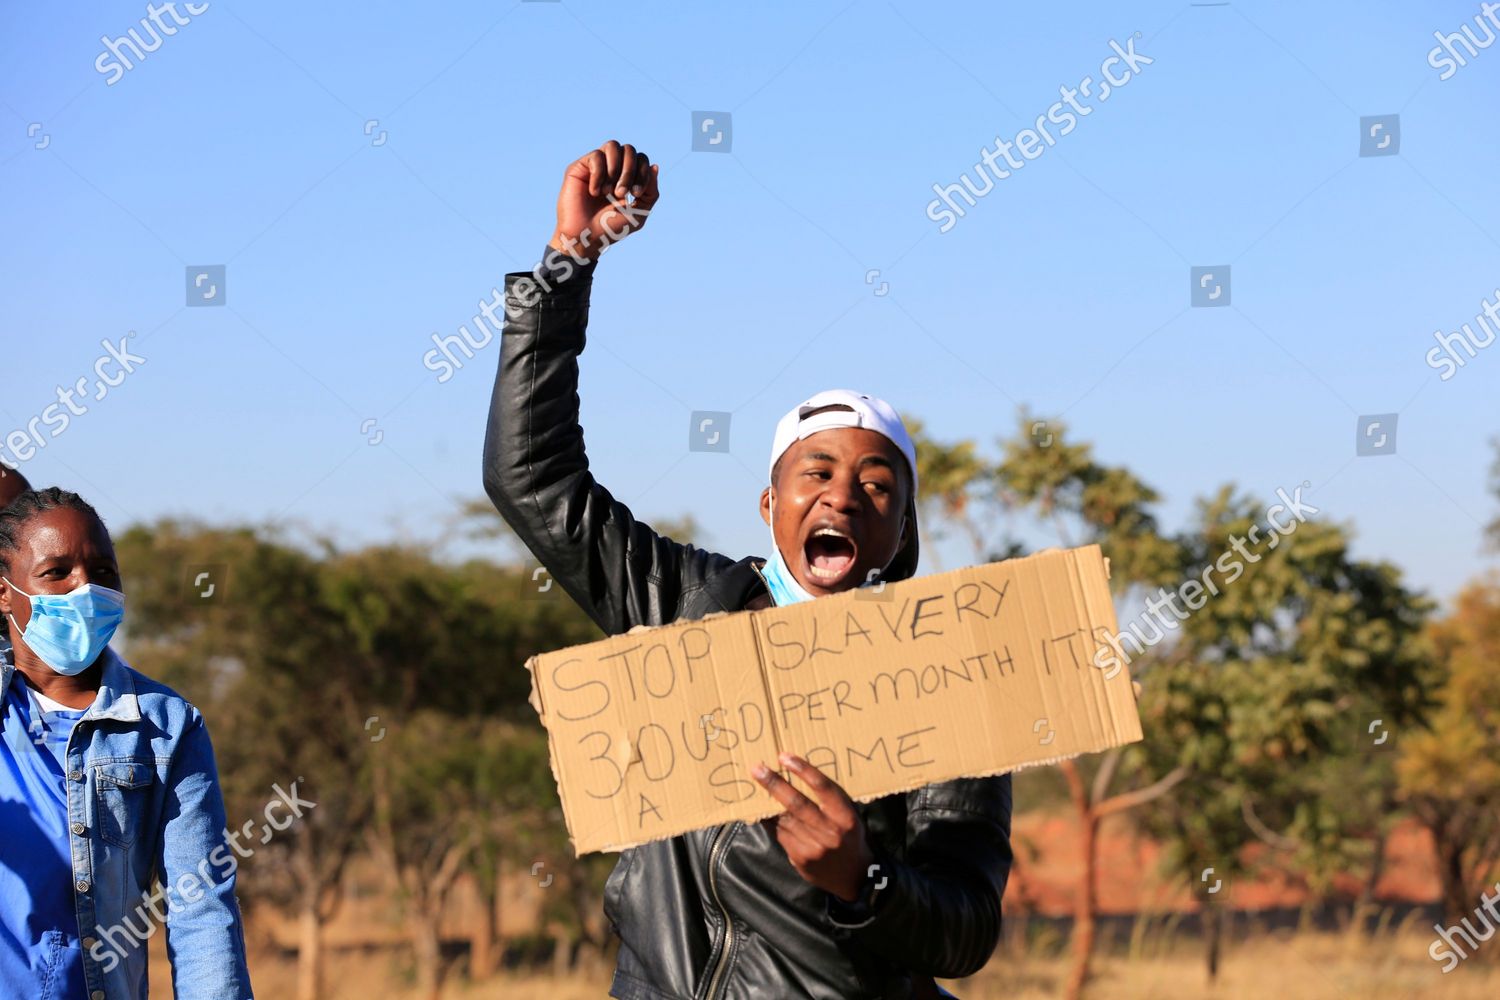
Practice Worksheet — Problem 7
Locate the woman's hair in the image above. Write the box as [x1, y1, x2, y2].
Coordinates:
[0, 487, 106, 641]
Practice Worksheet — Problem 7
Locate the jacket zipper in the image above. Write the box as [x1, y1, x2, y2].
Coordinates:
[703, 561, 774, 1000]
[703, 824, 735, 1000]
[749, 560, 774, 606]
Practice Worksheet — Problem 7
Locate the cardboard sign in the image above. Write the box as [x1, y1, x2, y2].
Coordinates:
[525, 545, 1141, 855]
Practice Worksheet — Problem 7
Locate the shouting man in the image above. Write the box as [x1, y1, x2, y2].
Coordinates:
[483, 140, 1013, 1000]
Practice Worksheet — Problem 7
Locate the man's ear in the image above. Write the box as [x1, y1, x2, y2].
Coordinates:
[759, 487, 773, 526]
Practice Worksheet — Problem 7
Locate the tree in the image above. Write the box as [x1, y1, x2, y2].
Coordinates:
[910, 416, 1434, 997]
[900, 416, 1183, 997]
[465, 722, 558, 979]
[115, 522, 372, 1000]
[990, 415, 1184, 1000]
[1397, 577, 1500, 922]
[367, 713, 559, 998]
[1131, 489, 1433, 983]
[313, 539, 599, 991]
[906, 417, 996, 566]
[114, 522, 602, 997]
[111, 492, 662, 996]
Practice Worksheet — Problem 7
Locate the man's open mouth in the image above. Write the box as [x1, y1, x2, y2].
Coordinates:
[803, 526, 858, 584]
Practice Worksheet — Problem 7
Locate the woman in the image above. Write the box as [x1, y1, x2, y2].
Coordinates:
[0, 487, 253, 998]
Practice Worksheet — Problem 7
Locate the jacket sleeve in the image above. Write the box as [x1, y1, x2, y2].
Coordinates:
[481, 268, 738, 635]
[156, 710, 255, 999]
[830, 774, 1013, 978]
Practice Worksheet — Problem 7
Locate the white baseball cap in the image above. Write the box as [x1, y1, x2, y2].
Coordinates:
[768, 389, 919, 497]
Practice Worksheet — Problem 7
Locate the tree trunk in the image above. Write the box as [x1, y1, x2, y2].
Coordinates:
[296, 896, 324, 1000]
[1435, 829, 1472, 925]
[1061, 759, 1098, 1000]
[1203, 899, 1222, 984]
[412, 907, 443, 1000]
[1064, 813, 1100, 1000]
[470, 882, 498, 980]
[1362, 828, 1387, 904]
[1058, 759, 1189, 1000]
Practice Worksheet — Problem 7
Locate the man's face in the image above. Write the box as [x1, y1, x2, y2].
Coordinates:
[759, 427, 911, 597]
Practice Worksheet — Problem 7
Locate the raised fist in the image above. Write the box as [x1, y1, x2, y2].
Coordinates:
[549, 140, 660, 264]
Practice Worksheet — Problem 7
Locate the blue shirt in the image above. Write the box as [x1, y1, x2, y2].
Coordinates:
[0, 648, 253, 998]
[1, 664, 89, 1000]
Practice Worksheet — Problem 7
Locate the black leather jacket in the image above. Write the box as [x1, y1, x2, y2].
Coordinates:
[482, 266, 1013, 1000]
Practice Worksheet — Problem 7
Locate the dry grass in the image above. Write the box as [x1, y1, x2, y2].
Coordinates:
[151, 925, 1496, 999]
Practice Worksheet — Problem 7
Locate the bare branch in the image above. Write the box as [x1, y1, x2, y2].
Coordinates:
[433, 832, 478, 896]
[1241, 796, 1302, 852]
[1095, 765, 1189, 819]
[1060, 759, 1088, 816]
[1091, 748, 1123, 805]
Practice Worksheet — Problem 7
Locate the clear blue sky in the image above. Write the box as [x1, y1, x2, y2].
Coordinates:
[2, 0, 1496, 605]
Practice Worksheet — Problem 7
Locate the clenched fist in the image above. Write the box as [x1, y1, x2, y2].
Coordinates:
[549, 140, 660, 264]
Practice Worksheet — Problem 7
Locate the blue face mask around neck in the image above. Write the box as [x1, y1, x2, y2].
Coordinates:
[3, 577, 125, 676]
[761, 543, 815, 606]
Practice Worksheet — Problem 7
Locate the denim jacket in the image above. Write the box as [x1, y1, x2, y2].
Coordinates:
[0, 646, 253, 999]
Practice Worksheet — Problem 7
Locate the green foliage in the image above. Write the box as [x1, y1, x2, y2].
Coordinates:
[1488, 438, 1500, 550]
[111, 515, 600, 922]
[994, 414, 1183, 591]
[1397, 576, 1500, 918]
[370, 712, 562, 906]
[906, 417, 995, 562]
[914, 413, 1438, 908]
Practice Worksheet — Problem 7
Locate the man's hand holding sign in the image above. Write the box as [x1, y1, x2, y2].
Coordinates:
[753, 753, 877, 903]
[487, 139, 1141, 999]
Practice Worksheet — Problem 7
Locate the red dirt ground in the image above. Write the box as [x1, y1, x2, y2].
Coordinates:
[1006, 811, 1441, 916]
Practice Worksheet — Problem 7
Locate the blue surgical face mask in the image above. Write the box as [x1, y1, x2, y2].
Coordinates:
[762, 493, 815, 606]
[762, 542, 815, 606]
[3, 577, 125, 676]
